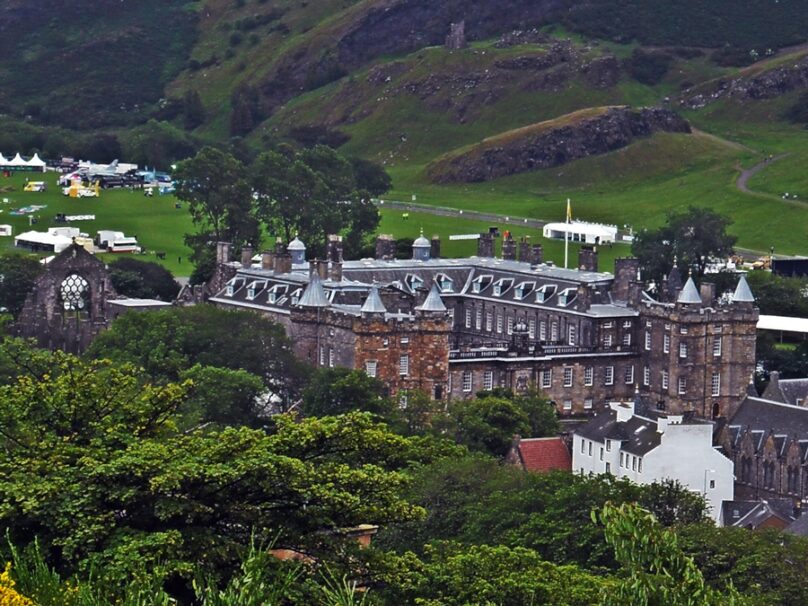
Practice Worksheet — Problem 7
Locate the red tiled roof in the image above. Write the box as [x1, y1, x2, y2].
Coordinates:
[517, 437, 571, 473]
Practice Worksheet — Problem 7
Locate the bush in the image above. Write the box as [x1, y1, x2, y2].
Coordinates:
[625, 49, 673, 85]
[108, 258, 179, 301]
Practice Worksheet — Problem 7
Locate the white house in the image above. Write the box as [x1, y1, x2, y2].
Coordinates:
[572, 400, 733, 522]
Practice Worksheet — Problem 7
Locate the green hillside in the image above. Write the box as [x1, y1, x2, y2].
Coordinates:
[2, 1, 808, 258]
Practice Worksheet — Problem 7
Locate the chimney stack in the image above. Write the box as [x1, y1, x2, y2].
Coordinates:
[530, 244, 543, 265]
[700, 282, 716, 306]
[502, 231, 516, 261]
[430, 235, 441, 259]
[578, 246, 599, 272]
[375, 234, 396, 260]
[216, 242, 231, 265]
[261, 251, 273, 270]
[317, 259, 329, 280]
[241, 245, 253, 268]
[477, 233, 495, 258]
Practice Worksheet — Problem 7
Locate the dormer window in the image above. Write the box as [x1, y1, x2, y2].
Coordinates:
[492, 278, 513, 297]
[435, 273, 454, 293]
[290, 288, 302, 305]
[471, 275, 493, 293]
[535, 284, 557, 303]
[225, 277, 244, 297]
[405, 274, 424, 292]
[246, 281, 267, 301]
[267, 284, 288, 304]
[514, 281, 535, 300]
[557, 288, 577, 306]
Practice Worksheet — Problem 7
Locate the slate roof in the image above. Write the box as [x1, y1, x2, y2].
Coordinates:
[575, 409, 662, 456]
[360, 284, 387, 314]
[785, 513, 808, 537]
[732, 274, 755, 303]
[729, 396, 808, 438]
[722, 499, 796, 529]
[298, 274, 330, 308]
[677, 277, 702, 304]
[515, 437, 572, 473]
[417, 283, 447, 312]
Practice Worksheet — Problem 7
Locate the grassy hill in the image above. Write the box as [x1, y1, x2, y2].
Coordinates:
[2, 1, 808, 261]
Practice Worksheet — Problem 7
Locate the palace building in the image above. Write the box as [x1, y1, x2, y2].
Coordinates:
[207, 231, 758, 419]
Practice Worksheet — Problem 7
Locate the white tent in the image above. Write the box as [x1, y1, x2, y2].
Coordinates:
[15, 230, 73, 253]
[8, 153, 27, 167]
[542, 221, 617, 244]
[27, 153, 46, 170]
[0, 154, 7, 164]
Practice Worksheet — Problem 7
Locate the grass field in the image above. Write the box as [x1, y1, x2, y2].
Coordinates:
[0, 172, 194, 275]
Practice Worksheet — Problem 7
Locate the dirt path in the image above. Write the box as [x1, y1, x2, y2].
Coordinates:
[736, 153, 791, 194]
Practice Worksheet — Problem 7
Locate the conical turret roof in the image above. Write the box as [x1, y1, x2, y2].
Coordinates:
[677, 277, 702, 305]
[298, 273, 329, 308]
[732, 274, 755, 303]
[417, 283, 447, 312]
[361, 284, 387, 314]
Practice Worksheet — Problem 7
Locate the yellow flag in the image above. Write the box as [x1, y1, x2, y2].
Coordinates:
[566, 198, 572, 222]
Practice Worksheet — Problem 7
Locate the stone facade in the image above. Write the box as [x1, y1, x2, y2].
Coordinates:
[15, 243, 118, 353]
[208, 234, 758, 417]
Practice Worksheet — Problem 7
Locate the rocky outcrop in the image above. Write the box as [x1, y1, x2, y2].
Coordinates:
[682, 55, 808, 109]
[261, 0, 572, 113]
[427, 107, 691, 183]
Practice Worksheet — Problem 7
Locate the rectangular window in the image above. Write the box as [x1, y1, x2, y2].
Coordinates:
[568, 325, 577, 345]
[551, 321, 559, 341]
[620, 452, 624, 467]
[643, 366, 650, 386]
[399, 354, 409, 375]
[622, 332, 632, 346]
[624, 365, 634, 385]
[540, 369, 552, 389]
[713, 336, 722, 357]
[604, 334, 613, 347]
[605, 366, 614, 386]
[462, 371, 472, 392]
[328, 348, 335, 368]
[584, 398, 593, 410]
[507, 317, 514, 335]
[678, 376, 687, 395]
[632, 456, 637, 471]
[529, 319, 536, 339]
[400, 336, 409, 345]
[604, 321, 614, 329]
[485, 311, 493, 332]
[448, 373, 452, 393]
[539, 321, 547, 341]
[584, 367, 594, 386]
[580, 439, 585, 453]
[644, 331, 651, 350]
[496, 313, 503, 334]
[663, 334, 670, 353]
[662, 370, 669, 390]
[319, 346, 326, 366]
[365, 360, 377, 378]
[680, 327, 688, 335]
[483, 371, 494, 391]
[623, 320, 632, 328]
[605, 462, 611, 474]
[712, 372, 721, 397]
[563, 400, 572, 411]
[679, 342, 688, 359]
[606, 439, 612, 452]
[599, 447, 604, 461]
[465, 309, 472, 328]
[563, 367, 573, 387]
[588, 441, 593, 456]
[475, 309, 482, 330]
[638, 459, 642, 473]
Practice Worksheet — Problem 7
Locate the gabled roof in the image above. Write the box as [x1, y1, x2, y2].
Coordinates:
[723, 499, 796, 529]
[677, 277, 702, 304]
[732, 274, 755, 303]
[514, 437, 571, 473]
[297, 273, 330, 308]
[417, 283, 447, 312]
[785, 513, 808, 536]
[360, 284, 386, 314]
[729, 396, 808, 438]
[575, 409, 662, 456]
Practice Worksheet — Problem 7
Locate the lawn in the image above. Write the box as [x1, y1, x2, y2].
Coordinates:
[0, 172, 194, 275]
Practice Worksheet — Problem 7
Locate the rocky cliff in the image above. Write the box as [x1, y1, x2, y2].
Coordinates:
[427, 106, 691, 183]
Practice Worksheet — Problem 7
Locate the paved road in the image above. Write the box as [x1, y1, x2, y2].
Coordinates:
[736, 153, 791, 194]
[375, 199, 551, 230]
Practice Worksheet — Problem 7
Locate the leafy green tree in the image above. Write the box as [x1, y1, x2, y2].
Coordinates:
[251, 145, 380, 257]
[174, 146, 260, 267]
[482, 388, 559, 438]
[632, 207, 737, 287]
[86, 306, 307, 409]
[349, 157, 392, 197]
[108, 257, 179, 301]
[123, 119, 198, 168]
[595, 502, 748, 605]
[746, 271, 808, 317]
[380, 543, 608, 606]
[302, 368, 394, 419]
[0, 252, 42, 317]
[0, 345, 428, 581]
[450, 396, 530, 457]
[179, 364, 265, 428]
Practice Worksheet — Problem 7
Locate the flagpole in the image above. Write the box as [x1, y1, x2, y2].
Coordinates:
[564, 198, 570, 269]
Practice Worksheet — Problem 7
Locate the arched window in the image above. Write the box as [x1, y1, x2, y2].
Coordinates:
[59, 274, 89, 312]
